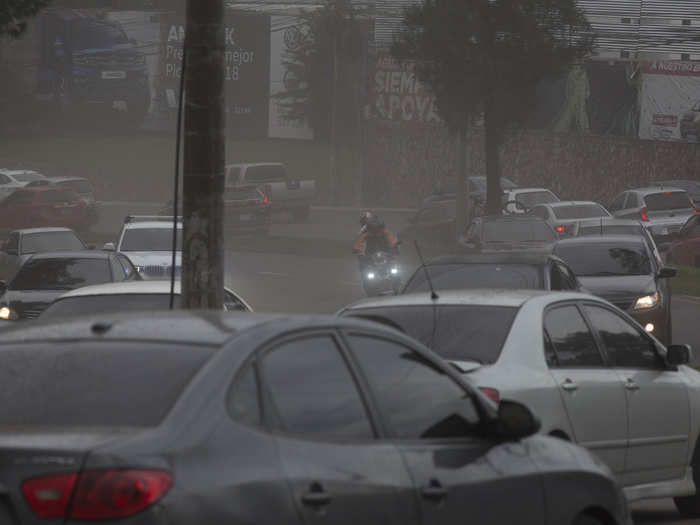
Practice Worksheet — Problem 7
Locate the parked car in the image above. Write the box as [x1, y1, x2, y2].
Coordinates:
[608, 187, 697, 247]
[26, 176, 98, 222]
[0, 186, 94, 231]
[529, 201, 611, 236]
[105, 215, 181, 279]
[402, 253, 584, 294]
[424, 175, 518, 205]
[503, 188, 560, 214]
[0, 227, 86, 281]
[0, 310, 630, 525]
[224, 184, 271, 235]
[553, 235, 675, 344]
[670, 214, 700, 267]
[225, 163, 315, 222]
[0, 169, 46, 200]
[399, 200, 456, 251]
[0, 250, 138, 321]
[339, 289, 698, 515]
[652, 180, 700, 205]
[41, 280, 252, 319]
[460, 215, 557, 253]
[680, 101, 700, 141]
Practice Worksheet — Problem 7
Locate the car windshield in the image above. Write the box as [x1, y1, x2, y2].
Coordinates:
[552, 204, 609, 219]
[226, 186, 262, 200]
[404, 263, 542, 292]
[515, 191, 558, 208]
[12, 172, 43, 183]
[9, 258, 112, 291]
[244, 165, 285, 183]
[21, 231, 84, 254]
[70, 20, 130, 50]
[0, 342, 213, 427]
[345, 305, 518, 364]
[482, 220, 555, 243]
[644, 192, 693, 211]
[554, 242, 652, 276]
[41, 293, 180, 319]
[120, 228, 182, 252]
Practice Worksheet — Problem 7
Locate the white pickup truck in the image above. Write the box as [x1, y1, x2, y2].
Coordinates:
[225, 163, 315, 221]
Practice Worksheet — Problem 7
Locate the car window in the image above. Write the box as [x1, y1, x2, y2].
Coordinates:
[3, 191, 33, 205]
[644, 192, 693, 211]
[550, 263, 576, 291]
[557, 262, 579, 290]
[544, 305, 604, 367]
[349, 335, 481, 439]
[403, 263, 543, 292]
[227, 364, 261, 426]
[261, 336, 373, 439]
[116, 254, 136, 280]
[21, 231, 84, 254]
[5, 232, 19, 252]
[552, 204, 609, 220]
[120, 228, 182, 252]
[224, 289, 248, 312]
[609, 193, 626, 212]
[554, 241, 652, 277]
[39, 189, 78, 203]
[583, 305, 663, 369]
[532, 206, 549, 220]
[516, 190, 558, 209]
[244, 165, 286, 183]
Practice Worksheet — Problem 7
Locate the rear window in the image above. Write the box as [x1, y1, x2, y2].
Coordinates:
[577, 225, 641, 237]
[120, 228, 182, 252]
[0, 342, 213, 427]
[244, 165, 286, 183]
[10, 258, 111, 291]
[404, 264, 542, 293]
[552, 204, 609, 220]
[515, 191, 558, 208]
[644, 192, 693, 211]
[22, 231, 85, 254]
[482, 220, 555, 243]
[554, 242, 652, 277]
[344, 305, 518, 364]
[226, 186, 262, 200]
[39, 190, 78, 203]
[42, 294, 179, 320]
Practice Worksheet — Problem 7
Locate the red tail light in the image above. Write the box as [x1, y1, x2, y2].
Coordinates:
[693, 206, 698, 215]
[555, 225, 566, 233]
[478, 387, 500, 404]
[23, 469, 172, 520]
[640, 207, 649, 222]
[263, 195, 269, 204]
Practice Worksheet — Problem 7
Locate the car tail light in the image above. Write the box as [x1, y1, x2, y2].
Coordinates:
[693, 206, 698, 215]
[555, 225, 566, 233]
[640, 207, 649, 222]
[263, 195, 269, 204]
[478, 387, 500, 404]
[23, 469, 172, 520]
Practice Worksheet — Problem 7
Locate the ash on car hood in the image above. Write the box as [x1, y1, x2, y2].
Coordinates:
[577, 275, 656, 301]
[123, 252, 181, 266]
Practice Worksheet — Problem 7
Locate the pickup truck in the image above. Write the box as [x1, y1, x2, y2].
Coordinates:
[225, 163, 315, 221]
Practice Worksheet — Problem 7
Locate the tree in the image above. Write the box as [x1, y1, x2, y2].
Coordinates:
[393, 0, 594, 224]
[1, 0, 53, 38]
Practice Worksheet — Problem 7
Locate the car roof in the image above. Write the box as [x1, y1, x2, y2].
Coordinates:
[555, 234, 646, 246]
[12, 227, 76, 235]
[123, 221, 181, 230]
[508, 188, 552, 193]
[477, 214, 547, 222]
[345, 289, 553, 310]
[27, 250, 113, 260]
[46, 176, 90, 184]
[627, 187, 687, 196]
[427, 252, 559, 266]
[545, 200, 602, 208]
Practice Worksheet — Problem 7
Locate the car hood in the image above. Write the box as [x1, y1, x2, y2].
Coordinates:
[0, 289, 68, 319]
[121, 252, 181, 266]
[577, 275, 656, 301]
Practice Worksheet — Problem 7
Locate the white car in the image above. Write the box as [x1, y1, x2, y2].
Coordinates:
[503, 188, 560, 214]
[0, 169, 46, 200]
[40, 280, 252, 319]
[340, 289, 700, 516]
[105, 215, 181, 280]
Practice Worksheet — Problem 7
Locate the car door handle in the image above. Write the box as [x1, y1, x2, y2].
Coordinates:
[625, 379, 640, 391]
[421, 479, 448, 502]
[301, 483, 332, 508]
[561, 379, 579, 392]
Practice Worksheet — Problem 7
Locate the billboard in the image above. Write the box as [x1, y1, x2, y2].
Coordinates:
[639, 61, 700, 143]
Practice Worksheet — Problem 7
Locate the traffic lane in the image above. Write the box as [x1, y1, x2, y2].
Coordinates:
[672, 297, 700, 365]
[631, 499, 696, 524]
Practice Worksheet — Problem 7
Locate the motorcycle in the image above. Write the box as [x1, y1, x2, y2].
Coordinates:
[360, 250, 401, 297]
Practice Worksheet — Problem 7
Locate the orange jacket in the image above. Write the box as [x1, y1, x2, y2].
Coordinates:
[354, 229, 398, 256]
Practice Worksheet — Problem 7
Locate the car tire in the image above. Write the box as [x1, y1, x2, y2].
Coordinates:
[675, 445, 700, 518]
[572, 513, 603, 525]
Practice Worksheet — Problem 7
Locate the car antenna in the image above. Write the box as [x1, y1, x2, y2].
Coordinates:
[169, 39, 187, 310]
[414, 240, 438, 300]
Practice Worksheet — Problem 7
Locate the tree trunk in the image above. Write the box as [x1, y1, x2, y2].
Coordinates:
[455, 129, 468, 244]
[484, 95, 503, 216]
[182, 0, 225, 309]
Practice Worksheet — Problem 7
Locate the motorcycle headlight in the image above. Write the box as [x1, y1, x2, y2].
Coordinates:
[390, 267, 399, 275]
[634, 293, 659, 310]
[367, 272, 375, 280]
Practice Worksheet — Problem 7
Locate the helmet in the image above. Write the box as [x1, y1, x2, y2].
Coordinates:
[359, 211, 372, 227]
[366, 215, 384, 235]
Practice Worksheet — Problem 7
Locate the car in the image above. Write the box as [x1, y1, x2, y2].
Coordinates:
[399, 200, 456, 251]
[402, 253, 584, 294]
[0, 310, 630, 525]
[552, 235, 676, 344]
[460, 215, 557, 253]
[226, 163, 315, 222]
[0, 250, 138, 321]
[40, 280, 253, 319]
[680, 101, 700, 141]
[529, 201, 611, 236]
[0, 169, 46, 200]
[503, 188, 560, 214]
[0, 186, 94, 231]
[105, 215, 181, 279]
[608, 187, 698, 246]
[0, 227, 86, 281]
[652, 180, 700, 205]
[223, 184, 271, 235]
[26, 176, 99, 222]
[338, 289, 698, 514]
[670, 214, 700, 267]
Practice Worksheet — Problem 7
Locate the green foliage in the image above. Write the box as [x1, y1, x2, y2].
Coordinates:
[0, 0, 53, 38]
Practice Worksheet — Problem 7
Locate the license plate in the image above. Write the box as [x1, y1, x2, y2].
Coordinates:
[239, 214, 252, 222]
[101, 70, 126, 79]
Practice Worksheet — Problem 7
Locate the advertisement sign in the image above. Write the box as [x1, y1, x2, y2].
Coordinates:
[160, 12, 271, 138]
[268, 16, 314, 140]
[639, 61, 700, 142]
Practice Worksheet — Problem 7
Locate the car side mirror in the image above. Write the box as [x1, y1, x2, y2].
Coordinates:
[103, 242, 115, 251]
[667, 344, 692, 367]
[496, 400, 541, 441]
[658, 267, 677, 279]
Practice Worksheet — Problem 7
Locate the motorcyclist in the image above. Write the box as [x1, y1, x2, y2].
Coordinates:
[353, 216, 399, 270]
[357, 211, 373, 237]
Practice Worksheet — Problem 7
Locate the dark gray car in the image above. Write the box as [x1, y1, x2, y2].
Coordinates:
[0, 228, 85, 281]
[0, 312, 629, 525]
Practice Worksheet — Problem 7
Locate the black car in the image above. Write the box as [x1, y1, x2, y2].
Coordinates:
[553, 235, 676, 345]
[0, 251, 138, 321]
[460, 215, 557, 253]
[0, 311, 629, 525]
[402, 253, 583, 294]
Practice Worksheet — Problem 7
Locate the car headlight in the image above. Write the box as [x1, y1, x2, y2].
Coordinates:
[390, 267, 399, 275]
[0, 306, 11, 320]
[634, 293, 659, 310]
[367, 272, 375, 280]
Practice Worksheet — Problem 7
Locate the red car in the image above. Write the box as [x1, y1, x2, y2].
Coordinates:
[0, 186, 93, 231]
[671, 214, 700, 267]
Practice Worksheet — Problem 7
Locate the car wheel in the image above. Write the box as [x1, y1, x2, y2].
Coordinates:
[675, 446, 700, 517]
[572, 513, 603, 525]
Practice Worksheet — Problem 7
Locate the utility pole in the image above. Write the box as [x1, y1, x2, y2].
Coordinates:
[182, 0, 225, 309]
[328, 3, 339, 205]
